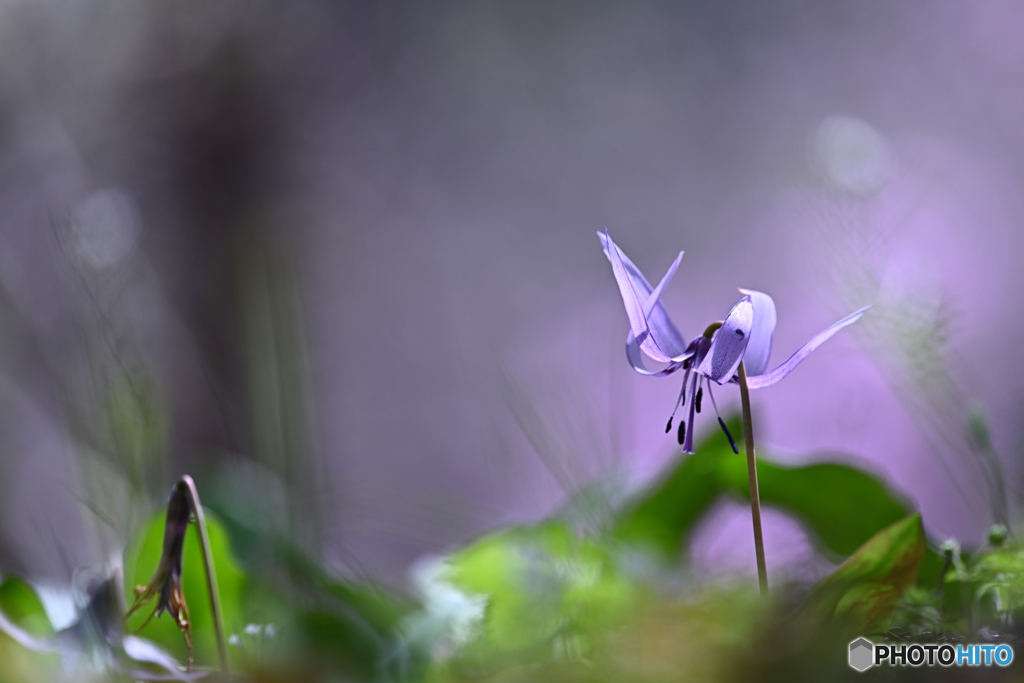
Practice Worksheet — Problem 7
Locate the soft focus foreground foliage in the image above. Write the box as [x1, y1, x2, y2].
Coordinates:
[1, 424, 1022, 681]
[123, 512, 245, 669]
[0, 577, 57, 682]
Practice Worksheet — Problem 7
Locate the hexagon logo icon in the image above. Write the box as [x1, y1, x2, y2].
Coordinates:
[849, 638, 874, 672]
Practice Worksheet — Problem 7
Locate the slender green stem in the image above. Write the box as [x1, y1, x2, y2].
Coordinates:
[179, 475, 230, 674]
[737, 361, 768, 596]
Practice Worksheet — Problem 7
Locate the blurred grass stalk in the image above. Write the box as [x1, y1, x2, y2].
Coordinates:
[58, 217, 328, 599]
[810, 121, 1009, 528]
[238, 229, 324, 554]
[54, 207, 172, 563]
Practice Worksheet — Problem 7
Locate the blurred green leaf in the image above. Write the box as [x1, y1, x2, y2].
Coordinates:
[614, 416, 912, 562]
[974, 544, 1024, 577]
[0, 577, 52, 639]
[914, 546, 947, 588]
[612, 424, 734, 557]
[293, 610, 386, 680]
[448, 522, 574, 653]
[204, 460, 411, 637]
[197, 469, 414, 676]
[123, 508, 246, 668]
[959, 542, 1024, 622]
[0, 577, 57, 683]
[716, 455, 909, 558]
[805, 513, 926, 633]
[447, 521, 636, 661]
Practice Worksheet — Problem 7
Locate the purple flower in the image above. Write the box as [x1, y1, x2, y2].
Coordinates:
[598, 230, 870, 453]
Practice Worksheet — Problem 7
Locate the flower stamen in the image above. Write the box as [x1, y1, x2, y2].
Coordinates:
[682, 371, 700, 453]
[707, 383, 739, 454]
[664, 369, 691, 433]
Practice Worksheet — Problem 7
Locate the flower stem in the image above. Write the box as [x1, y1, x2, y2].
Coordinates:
[179, 475, 230, 674]
[737, 361, 768, 596]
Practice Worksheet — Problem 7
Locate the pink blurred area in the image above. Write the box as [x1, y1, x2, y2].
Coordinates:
[0, 1, 1022, 583]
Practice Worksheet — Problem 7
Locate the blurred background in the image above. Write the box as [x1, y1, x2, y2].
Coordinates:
[0, 0, 1021, 591]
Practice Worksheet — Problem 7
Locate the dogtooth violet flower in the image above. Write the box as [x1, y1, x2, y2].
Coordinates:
[598, 230, 870, 454]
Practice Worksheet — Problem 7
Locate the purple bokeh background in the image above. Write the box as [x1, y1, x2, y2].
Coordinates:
[0, 1, 1021, 585]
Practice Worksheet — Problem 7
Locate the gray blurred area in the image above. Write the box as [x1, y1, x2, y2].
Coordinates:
[0, 1, 1022, 583]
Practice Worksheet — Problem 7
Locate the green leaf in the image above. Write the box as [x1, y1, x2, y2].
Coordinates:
[913, 545, 948, 590]
[124, 508, 247, 668]
[447, 523, 574, 652]
[294, 610, 388, 680]
[612, 424, 734, 557]
[805, 513, 926, 633]
[0, 577, 58, 680]
[716, 455, 910, 558]
[447, 522, 635, 659]
[0, 577, 52, 639]
[613, 416, 911, 562]
[202, 461, 412, 637]
[280, 544, 410, 635]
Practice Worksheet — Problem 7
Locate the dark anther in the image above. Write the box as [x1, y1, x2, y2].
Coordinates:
[718, 417, 739, 454]
[677, 420, 686, 446]
[695, 387, 703, 413]
[735, 329, 744, 337]
[665, 416, 673, 434]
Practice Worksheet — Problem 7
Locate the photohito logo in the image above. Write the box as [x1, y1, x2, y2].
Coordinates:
[849, 638, 1014, 671]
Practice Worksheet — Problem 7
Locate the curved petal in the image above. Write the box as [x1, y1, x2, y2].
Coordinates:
[737, 288, 776, 377]
[696, 297, 753, 383]
[744, 305, 872, 389]
[598, 231, 687, 362]
[626, 331, 691, 376]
